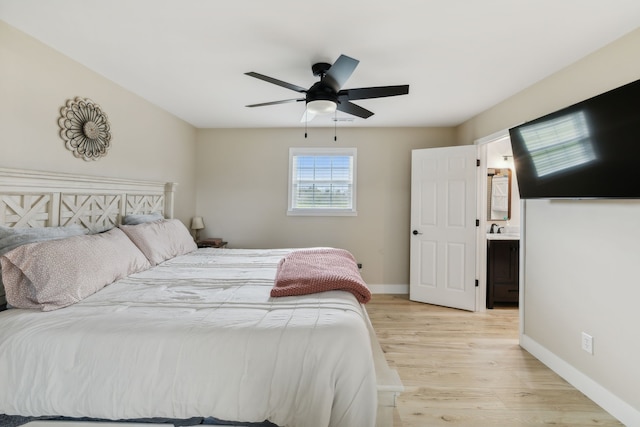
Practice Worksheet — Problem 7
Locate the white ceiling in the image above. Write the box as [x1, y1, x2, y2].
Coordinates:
[1, 0, 639, 129]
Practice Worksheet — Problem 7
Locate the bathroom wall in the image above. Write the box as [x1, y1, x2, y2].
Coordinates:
[486, 137, 520, 229]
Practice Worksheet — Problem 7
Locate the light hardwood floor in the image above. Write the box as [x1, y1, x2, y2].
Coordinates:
[367, 294, 623, 427]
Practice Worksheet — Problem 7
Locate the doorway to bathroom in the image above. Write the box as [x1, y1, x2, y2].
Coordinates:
[476, 129, 522, 312]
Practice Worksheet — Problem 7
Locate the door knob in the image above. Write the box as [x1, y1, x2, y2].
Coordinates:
[412, 230, 423, 235]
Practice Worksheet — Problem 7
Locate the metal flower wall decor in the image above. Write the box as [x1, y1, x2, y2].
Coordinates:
[58, 97, 111, 161]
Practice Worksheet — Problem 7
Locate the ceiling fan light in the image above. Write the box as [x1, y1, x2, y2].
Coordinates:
[306, 100, 336, 115]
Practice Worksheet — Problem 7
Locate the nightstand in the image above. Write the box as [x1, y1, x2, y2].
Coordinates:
[197, 238, 228, 248]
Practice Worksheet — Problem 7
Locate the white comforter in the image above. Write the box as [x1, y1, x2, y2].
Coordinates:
[0, 248, 377, 427]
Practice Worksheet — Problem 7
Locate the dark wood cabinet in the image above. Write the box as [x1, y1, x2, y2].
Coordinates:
[486, 239, 519, 309]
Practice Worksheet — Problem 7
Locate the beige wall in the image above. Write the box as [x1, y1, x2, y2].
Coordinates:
[457, 28, 640, 424]
[195, 127, 455, 287]
[0, 20, 197, 224]
[456, 28, 640, 144]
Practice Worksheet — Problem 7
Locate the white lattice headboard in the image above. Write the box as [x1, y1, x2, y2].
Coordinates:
[0, 168, 176, 231]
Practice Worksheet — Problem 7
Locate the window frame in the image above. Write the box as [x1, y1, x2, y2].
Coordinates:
[287, 147, 357, 217]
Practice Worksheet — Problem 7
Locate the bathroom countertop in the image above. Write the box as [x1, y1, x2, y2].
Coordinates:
[486, 233, 520, 240]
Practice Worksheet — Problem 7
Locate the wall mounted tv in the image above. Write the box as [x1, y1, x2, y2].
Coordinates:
[509, 78, 640, 199]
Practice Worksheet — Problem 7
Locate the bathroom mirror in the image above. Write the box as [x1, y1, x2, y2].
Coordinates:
[487, 168, 512, 221]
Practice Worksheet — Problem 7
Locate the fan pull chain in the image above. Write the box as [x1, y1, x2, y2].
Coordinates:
[304, 108, 308, 138]
[334, 111, 337, 142]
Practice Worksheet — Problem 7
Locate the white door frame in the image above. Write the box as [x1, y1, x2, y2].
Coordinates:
[475, 139, 489, 312]
[474, 129, 525, 339]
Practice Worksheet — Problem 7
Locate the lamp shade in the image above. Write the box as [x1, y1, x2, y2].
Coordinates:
[190, 216, 204, 230]
[306, 100, 337, 115]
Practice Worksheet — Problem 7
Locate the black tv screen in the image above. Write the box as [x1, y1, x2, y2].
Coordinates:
[509, 78, 640, 199]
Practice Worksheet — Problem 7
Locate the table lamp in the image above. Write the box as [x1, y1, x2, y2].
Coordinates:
[190, 216, 204, 242]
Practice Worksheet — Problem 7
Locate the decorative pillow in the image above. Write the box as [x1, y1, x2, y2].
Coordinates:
[0, 228, 151, 311]
[121, 212, 164, 225]
[119, 219, 197, 266]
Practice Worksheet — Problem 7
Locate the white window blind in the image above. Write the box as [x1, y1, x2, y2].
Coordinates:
[288, 147, 357, 216]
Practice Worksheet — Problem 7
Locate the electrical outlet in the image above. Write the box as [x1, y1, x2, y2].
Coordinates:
[581, 332, 594, 355]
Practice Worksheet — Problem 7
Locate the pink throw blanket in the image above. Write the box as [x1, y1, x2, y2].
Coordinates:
[271, 248, 371, 303]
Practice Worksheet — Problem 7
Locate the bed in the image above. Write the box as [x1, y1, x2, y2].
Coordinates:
[0, 168, 402, 427]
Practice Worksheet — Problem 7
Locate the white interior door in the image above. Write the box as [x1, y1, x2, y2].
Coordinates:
[410, 146, 477, 311]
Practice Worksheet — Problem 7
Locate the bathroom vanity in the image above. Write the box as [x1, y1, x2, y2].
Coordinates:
[486, 234, 519, 308]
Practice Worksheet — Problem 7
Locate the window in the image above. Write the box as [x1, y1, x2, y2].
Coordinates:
[288, 147, 357, 216]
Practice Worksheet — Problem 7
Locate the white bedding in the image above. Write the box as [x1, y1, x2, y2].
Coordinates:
[0, 248, 377, 427]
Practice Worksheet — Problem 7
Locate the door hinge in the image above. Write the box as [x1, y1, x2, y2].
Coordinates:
[476, 219, 480, 227]
[475, 279, 479, 287]
[476, 159, 480, 167]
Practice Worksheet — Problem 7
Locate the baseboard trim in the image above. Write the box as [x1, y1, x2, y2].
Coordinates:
[368, 284, 408, 294]
[520, 334, 639, 426]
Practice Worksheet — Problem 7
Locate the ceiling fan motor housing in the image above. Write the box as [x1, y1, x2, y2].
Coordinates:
[311, 62, 332, 77]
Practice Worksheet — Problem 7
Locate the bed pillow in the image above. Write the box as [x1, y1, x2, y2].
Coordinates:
[119, 219, 197, 266]
[0, 225, 89, 308]
[0, 225, 88, 256]
[0, 227, 151, 311]
[121, 212, 164, 225]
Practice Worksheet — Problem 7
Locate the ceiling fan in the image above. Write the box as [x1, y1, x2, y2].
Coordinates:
[245, 54, 409, 121]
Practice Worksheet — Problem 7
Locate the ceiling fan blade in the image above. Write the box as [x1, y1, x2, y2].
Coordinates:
[246, 98, 305, 108]
[336, 101, 374, 119]
[245, 72, 307, 93]
[338, 85, 409, 101]
[324, 54, 360, 92]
